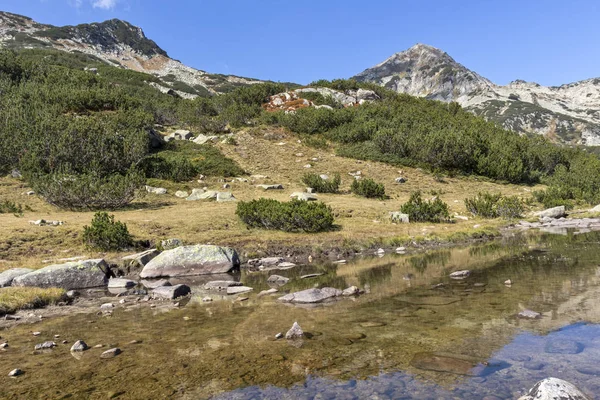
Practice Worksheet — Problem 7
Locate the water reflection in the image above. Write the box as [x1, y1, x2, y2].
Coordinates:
[3, 232, 600, 399]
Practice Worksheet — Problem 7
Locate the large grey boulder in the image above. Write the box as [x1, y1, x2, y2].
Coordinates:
[518, 377, 590, 400]
[193, 134, 218, 145]
[356, 88, 380, 102]
[152, 284, 191, 299]
[535, 206, 566, 219]
[140, 245, 239, 278]
[216, 192, 236, 202]
[185, 188, 206, 201]
[122, 249, 158, 269]
[12, 259, 110, 289]
[278, 287, 342, 304]
[0, 268, 34, 288]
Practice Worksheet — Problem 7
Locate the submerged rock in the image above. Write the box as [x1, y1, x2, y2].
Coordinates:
[141, 279, 171, 289]
[278, 287, 342, 304]
[410, 352, 487, 376]
[518, 377, 590, 400]
[267, 275, 290, 285]
[122, 249, 158, 269]
[204, 281, 241, 290]
[545, 339, 583, 354]
[449, 270, 471, 279]
[12, 259, 110, 290]
[0, 268, 34, 287]
[108, 278, 136, 289]
[140, 245, 240, 278]
[226, 286, 253, 295]
[285, 322, 304, 339]
[518, 309, 541, 319]
[152, 284, 191, 299]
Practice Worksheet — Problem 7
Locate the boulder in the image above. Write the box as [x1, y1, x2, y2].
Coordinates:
[140, 245, 240, 278]
[108, 278, 136, 289]
[175, 191, 189, 198]
[290, 192, 318, 201]
[122, 249, 158, 269]
[70, 340, 88, 352]
[145, 185, 167, 195]
[12, 259, 110, 290]
[185, 188, 206, 201]
[190, 190, 218, 201]
[216, 192, 236, 202]
[0, 268, 34, 288]
[590, 204, 600, 213]
[168, 130, 193, 140]
[518, 377, 590, 400]
[34, 341, 56, 350]
[256, 184, 284, 190]
[100, 348, 122, 359]
[8, 369, 23, 377]
[10, 169, 22, 179]
[147, 129, 165, 149]
[278, 287, 342, 304]
[390, 212, 410, 223]
[518, 309, 541, 319]
[342, 286, 360, 296]
[395, 177, 407, 184]
[193, 134, 218, 145]
[535, 206, 566, 219]
[204, 281, 241, 290]
[258, 288, 278, 297]
[152, 284, 191, 299]
[285, 322, 304, 339]
[356, 88, 380, 102]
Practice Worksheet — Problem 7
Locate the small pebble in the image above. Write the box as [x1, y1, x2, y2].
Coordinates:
[93, 344, 104, 349]
[32, 332, 41, 336]
[1, 343, 8, 349]
[275, 333, 283, 339]
[8, 369, 22, 377]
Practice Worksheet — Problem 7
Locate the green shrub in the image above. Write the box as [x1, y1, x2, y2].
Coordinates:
[83, 212, 133, 251]
[351, 178, 386, 199]
[400, 192, 450, 223]
[139, 156, 198, 182]
[236, 198, 335, 233]
[0, 200, 23, 216]
[32, 170, 144, 210]
[302, 173, 341, 194]
[533, 187, 574, 210]
[465, 192, 524, 219]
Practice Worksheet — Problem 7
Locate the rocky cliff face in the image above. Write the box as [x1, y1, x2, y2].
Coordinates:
[0, 11, 262, 97]
[354, 44, 600, 146]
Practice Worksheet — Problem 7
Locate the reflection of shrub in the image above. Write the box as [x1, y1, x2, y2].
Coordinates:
[465, 192, 524, 219]
[302, 173, 340, 193]
[236, 198, 334, 233]
[400, 192, 450, 223]
[351, 178, 386, 199]
[83, 212, 133, 251]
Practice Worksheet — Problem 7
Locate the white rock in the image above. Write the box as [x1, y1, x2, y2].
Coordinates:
[285, 322, 304, 339]
[449, 270, 471, 279]
[518, 377, 590, 400]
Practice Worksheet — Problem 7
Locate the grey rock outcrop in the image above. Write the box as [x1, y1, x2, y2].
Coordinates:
[0, 268, 34, 287]
[185, 188, 206, 201]
[278, 287, 342, 304]
[518, 377, 590, 400]
[535, 206, 567, 219]
[12, 259, 110, 289]
[216, 192, 236, 202]
[152, 284, 191, 299]
[140, 245, 239, 278]
[122, 249, 158, 269]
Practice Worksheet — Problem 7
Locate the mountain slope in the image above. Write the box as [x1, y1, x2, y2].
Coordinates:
[354, 44, 600, 146]
[0, 11, 263, 98]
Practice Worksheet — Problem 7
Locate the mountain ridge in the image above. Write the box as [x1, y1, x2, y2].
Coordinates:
[354, 43, 600, 146]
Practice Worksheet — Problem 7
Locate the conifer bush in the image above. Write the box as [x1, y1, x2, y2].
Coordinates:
[400, 192, 450, 223]
[302, 173, 341, 193]
[83, 212, 133, 251]
[465, 192, 524, 219]
[351, 178, 386, 199]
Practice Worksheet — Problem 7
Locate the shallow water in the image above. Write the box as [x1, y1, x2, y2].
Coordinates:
[3, 232, 600, 399]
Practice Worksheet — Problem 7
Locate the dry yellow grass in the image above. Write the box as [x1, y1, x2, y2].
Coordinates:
[0, 127, 544, 271]
[0, 287, 65, 314]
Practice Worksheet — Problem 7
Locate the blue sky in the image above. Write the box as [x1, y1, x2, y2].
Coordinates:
[2, 0, 599, 86]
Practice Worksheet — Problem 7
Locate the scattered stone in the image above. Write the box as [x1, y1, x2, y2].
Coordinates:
[403, 274, 414, 281]
[545, 339, 583, 354]
[267, 275, 289, 285]
[0, 268, 34, 288]
[160, 238, 182, 250]
[258, 288, 278, 297]
[505, 279, 513, 286]
[185, 188, 206, 201]
[256, 184, 284, 190]
[216, 192, 236, 202]
[518, 377, 590, 400]
[535, 206, 567, 219]
[34, 341, 56, 350]
[342, 286, 360, 296]
[93, 344, 104, 349]
[32, 331, 41, 336]
[175, 190, 189, 198]
[108, 278, 136, 289]
[290, 192, 318, 201]
[202, 297, 213, 302]
[1, 343, 9, 349]
[395, 177, 407, 184]
[25, 191, 35, 196]
[278, 287, 341, 304]
[454, 215, 469, 221]
[275, 332, 283, 339]
[140, 245, 240, 278]
[222, 184, 231, 189]
[203, 281, 242, 290]
[277, 262, 296, 269]
[359, 321, 386, 328]
[396, 247, 406, 253]
[333, 260, 347, 264]
[145, 185, 167, 195]
[226, 286, 253, 295]
[304, 164, 312, 169]
[449, 270, 471, 279]
[8, 369, 22, 377]
[285, 322, 304, 339]
[376, 248, 385, 255]
[235, 296, 249, 302]
[12, 259, 110, 290]
[29, 219, 64, 226]
[518, 309, 541, 319]
[70, 340, 88, 352]
[10, 169, 22, 179]
[152, 284, 191, 300]
[193, 134, 218, 145]
[300, 273, 323, 279]
[100, 303, 114, 310]
[590, 204, 600, 213]
[100, 348, 121, 359]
